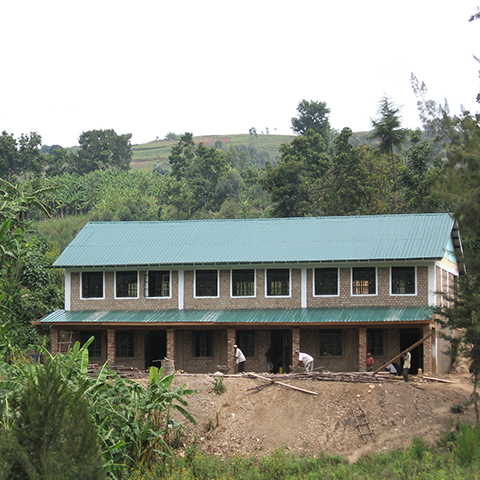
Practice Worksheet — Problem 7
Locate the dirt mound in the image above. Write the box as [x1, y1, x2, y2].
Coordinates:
[170, 372, 475, 462]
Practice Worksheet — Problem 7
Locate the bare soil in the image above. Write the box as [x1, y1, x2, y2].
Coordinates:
[165, 371, 476, 463]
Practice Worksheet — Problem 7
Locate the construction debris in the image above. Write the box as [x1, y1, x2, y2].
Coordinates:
[247, 373, 318, 395]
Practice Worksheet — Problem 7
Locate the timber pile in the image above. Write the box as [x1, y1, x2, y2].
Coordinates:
[87, 364, 146, 379]
[263, 371, 389, 383]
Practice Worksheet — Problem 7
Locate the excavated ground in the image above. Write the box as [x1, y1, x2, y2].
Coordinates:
[161, 371, 476, 463]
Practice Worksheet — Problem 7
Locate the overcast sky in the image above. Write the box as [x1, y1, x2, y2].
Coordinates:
[2, 1, 479, 147]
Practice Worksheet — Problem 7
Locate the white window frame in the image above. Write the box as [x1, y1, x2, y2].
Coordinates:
[80, 271, 105, 300]
[313, 267, 340, 297]
[265, 268, 291, 298]
[230, 268, 256, 298]
[146, 270, 172, 299]
[350, 267, 378, 296]
[390, 266, 417, 296]
[194, 269, 220, 298]
[114, 270, 140, 299]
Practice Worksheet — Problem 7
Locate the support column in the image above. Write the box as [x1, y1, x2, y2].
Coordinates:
[51, 328, 59, 356]
[166, 328, 175, 360]
[227, 328, 236, 372]
[359, 327, 367, 372]
[423, 325, 433, 375]
[292, 327, 300, 358]
[107, 329, 116, 366]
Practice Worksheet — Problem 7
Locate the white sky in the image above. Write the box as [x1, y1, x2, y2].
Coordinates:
[2, 1, 479, 147]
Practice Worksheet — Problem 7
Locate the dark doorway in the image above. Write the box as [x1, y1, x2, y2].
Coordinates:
[269, 330, 292, 374]
[400, 328, 423, 374]
[145, 330, 167, 370]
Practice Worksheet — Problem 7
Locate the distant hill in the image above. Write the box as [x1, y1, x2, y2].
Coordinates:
[130, 131, 380, 172]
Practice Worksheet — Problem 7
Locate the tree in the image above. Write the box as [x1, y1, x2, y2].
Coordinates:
[18, 132, 45, 179]
[370, 95, 407, 213]
[0, 132, 19, 180]
[291, 100, 332, 150]
[73, 129, 132, 174]
[0, 358, 106, 479]
[260, 130, 330, 217]
[323, 128, 368, 216]
[399, 130, 443, 213]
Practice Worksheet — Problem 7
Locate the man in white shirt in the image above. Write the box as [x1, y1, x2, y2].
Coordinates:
[402, 352, 411, 382]
[296, 350, 314, 372]
[234, 345, 246, 373]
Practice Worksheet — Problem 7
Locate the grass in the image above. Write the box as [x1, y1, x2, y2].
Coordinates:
[123, 422, 480, 480]
[130, 134, 296, 171]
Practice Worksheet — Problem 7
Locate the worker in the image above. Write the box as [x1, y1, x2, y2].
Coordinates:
[234, 345, 246, 373]
[402, 351, 411, 382]
[385, 362, 401, 375]
[295, 350, 314, 372]
[366, 352, 375, 372]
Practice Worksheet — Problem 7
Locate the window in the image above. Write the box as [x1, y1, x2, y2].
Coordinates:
[115, 271, 138, 298]
[266, 269, 290, 296]
[80, 332, 102, 358]
[320, 329, 342, 356]
[352, 267, 376, 295]
[81, 272, 104, 299]
[232, 269, 255, 297]
[367, 329, 384, 356]
[193, 331, 213, 357]
[195, 270, 218, 297]
[147, 270, 170, 297]
[116, 332, 135, 357]
[237, 331, 255, 357]
[391, 267, 416, 294]
[314, 268, 339, 296]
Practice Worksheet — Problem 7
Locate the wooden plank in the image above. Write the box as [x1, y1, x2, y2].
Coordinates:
[373, 332, 434, 375]
[248, 373, 318, 396]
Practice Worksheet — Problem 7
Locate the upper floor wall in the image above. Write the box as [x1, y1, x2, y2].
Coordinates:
[66, 262, 449, 312]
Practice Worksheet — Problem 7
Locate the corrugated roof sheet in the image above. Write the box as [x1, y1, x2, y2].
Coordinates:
[39, 307, 433, 325]
[53, 213, 456, 268]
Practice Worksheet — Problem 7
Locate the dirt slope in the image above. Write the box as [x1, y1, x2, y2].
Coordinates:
[169, 372, 475, 462]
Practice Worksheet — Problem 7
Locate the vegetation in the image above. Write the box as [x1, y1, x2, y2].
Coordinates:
[0, 333, 197, 479]
[120, 425, 480, 479]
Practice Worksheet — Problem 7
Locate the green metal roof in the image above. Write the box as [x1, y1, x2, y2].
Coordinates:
[39, 306, 433, 325]
[53, 213, 458, 268]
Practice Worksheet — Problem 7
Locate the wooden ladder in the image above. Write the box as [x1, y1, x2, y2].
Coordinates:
[352, 402, 376, 443]
[58, 330, 74, 354]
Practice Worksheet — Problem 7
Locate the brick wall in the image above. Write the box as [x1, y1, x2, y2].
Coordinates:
[70, 271, 179, 311]
[70, 266, 431, 312]
[308, 267, 428, 308]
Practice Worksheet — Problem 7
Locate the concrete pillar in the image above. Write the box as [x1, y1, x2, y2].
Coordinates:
[166, 328, 175, 360]
[359, 327, 367, 372]
[107, 329, 115, 366]
[227, 328, 236, 372]
[423, 325, 433, 375]
[292, 327, 300, 358]
[51, 328, 59, 356]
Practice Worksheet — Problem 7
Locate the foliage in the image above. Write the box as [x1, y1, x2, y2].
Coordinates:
[0, 333, 197, 478]
[259, 129, 330, 217]
[211, 376, 225, 394]
[291, 99, 333, 151]
[73, 129, 133, 174]
[0, 179, 63, 349]
[370, 95, 408, 213]
[121, 426, 480, 479]
[414, 78, 480, 422]
[0, 356, 106, 480]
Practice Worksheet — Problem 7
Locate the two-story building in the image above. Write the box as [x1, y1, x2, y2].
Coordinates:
[37, 213, 462, 375]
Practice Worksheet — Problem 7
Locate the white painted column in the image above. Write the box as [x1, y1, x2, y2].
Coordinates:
[178, 270, 184, 310]
[65, 271, 71, 311]
[301, 267, 307, 308]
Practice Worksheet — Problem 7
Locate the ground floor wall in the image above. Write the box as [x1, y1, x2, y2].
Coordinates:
[50, 323, 441, 375]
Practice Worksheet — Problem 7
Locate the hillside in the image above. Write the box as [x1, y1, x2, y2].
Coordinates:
[164, 371, 475, 462]
[130, 131, 381, 172]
